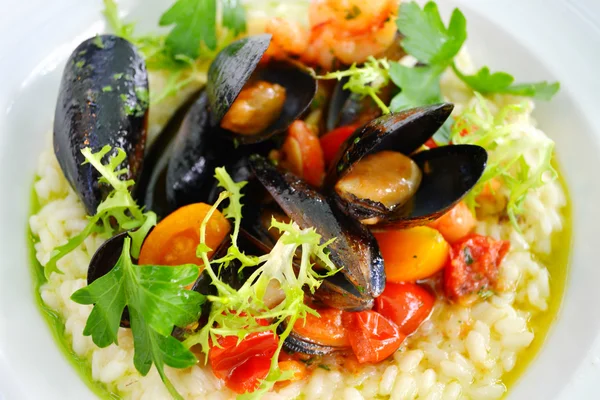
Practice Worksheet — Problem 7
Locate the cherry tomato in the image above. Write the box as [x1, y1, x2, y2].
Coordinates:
[292, 308, 350, 347]
[319, 125, 358, 167]
[280, 120, 325, 186]
[344, 310, 405, 364]
[444, 234, 510, 303]
[424, 138, 438, 148]
[374, 282, 435, 336]
[429, 201, 477, 244]
[374, 226, 449, 282]
[209, 330, 278, 394]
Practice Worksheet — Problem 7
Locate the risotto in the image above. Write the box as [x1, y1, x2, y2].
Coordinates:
[28, 1, 569, 399]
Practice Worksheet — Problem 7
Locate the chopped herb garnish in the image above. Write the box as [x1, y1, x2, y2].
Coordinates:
[318, 364, 331, 371]
[113, 72, 123, 80]
[101, 85, 112, 92]
[464, 247, 474, 265]
[75, 60, 85, 68]
[92, 35, 105, 49]
[477, 288, 495, 299]
[345, 5, 362, 20]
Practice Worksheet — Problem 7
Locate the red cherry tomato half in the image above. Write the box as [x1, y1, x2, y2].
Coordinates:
[319, 125, 358, 167]
[344, 310, 405, 364]
[280, 120, 325, 187]
[209, 330, 278, 394]
[374, 282, 435, 336]
[292, 308, 351, 347]
[444, 234, 510, 303]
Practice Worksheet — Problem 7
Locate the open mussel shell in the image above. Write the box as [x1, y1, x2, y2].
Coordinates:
[165, 91, 237, 211]
[54, 34, 148, 215]
[207, 35, 317, 144]
[325, 103, 454, 188]
[249, 155, 385, 311]
[325, 103, 487, 228]
[207, 34, 272, 126]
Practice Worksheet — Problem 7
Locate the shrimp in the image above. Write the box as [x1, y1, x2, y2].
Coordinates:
[309, 0, 397, 35]
[263, 0, 399, 69]
[304, 0, 400, 68]
[265, 17, 309, 59]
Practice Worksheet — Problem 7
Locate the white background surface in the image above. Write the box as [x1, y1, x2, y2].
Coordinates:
[0, 0, 599, 399]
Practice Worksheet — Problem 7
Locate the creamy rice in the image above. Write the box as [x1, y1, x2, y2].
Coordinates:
[28, 50, 567, 400]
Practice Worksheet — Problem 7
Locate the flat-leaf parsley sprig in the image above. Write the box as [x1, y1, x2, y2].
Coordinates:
[316, 1, 560, 144]
[44, 145, 155, 278]
[71, 238, 204, 400]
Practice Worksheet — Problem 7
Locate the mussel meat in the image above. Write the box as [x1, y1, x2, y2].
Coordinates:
[207, 35, 317, 144]
[249, 154, 385, 311]
[54, 34, 149, 214]
[324, 103, 488, 228]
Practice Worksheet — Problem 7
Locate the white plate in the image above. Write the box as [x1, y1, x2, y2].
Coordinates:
[1, 0, 599, 398]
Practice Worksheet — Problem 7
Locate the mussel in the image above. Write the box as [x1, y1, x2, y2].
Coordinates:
[207, 35, 317, 144]
[249, 155, 385, 311]
[164, 91, 237, 211]
[54, 34, 149, 214]
[324, 103, 488, 228]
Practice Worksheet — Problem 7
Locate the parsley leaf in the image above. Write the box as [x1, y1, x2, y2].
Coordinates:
[388, 63, 445, 112]
[501, 81, 561, 101]
[222, 0, 247, 36]
[159, 0, 218, 59]
[397, 1, 466, 65]
[44, 146, 153, 279]
[452, 65, 560, 100]
[71, 238, 204, 400]
[103, 0, 135, 40]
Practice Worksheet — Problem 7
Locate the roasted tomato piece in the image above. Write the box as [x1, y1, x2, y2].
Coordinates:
[209, 330, 278, 394]
[279, 120, 325, 186]
[344, 310, 405, 363]
[292, 308, 351, 347]
[444, 234, 510, 303]
[374, 282, 435, 336]
[319, 125, 358, 167]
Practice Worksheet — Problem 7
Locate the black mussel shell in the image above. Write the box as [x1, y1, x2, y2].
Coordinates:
[324, 103, 454, 189]
[326, 77, 386, 132]
[136, 90, 202, 217]
[165, 91, 236, 211]
[396, 144, 488, 227]
[283, 332, 342, 355]
[249, 155, 385, 311]
[207, 34, 317, 144]
[54, 34, 148, 215]
[207, 34, 272, 126]
[325, 103, 486, 228]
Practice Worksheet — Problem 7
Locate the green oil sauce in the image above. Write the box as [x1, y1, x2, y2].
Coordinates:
[27, 187, 120, 400]
[502, 169, 573, 391]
